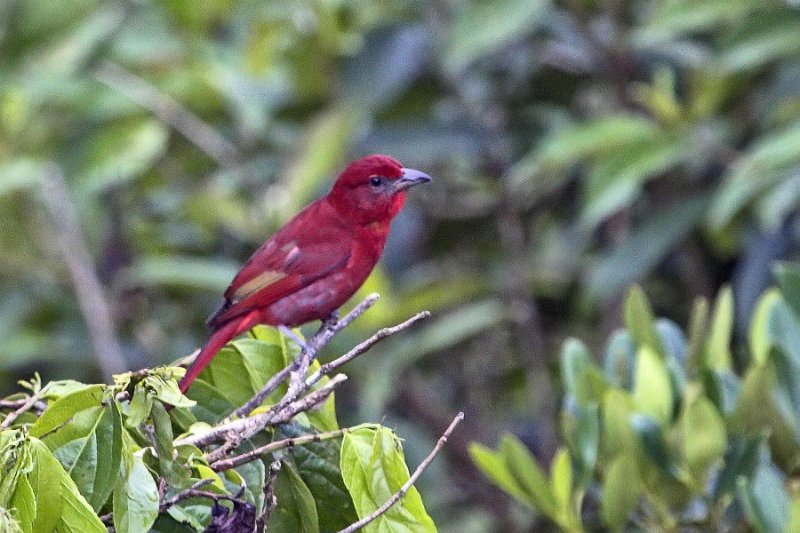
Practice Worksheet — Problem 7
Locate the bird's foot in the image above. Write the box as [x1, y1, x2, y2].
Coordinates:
[279, 325, 310, 353]
[322, 310, 340, 329]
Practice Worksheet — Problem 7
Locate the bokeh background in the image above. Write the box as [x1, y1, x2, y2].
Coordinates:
[3, 0, 800, 530]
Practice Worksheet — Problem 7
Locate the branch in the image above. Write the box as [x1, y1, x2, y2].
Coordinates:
[211, 424, 378, 472]
[0, 392, 44, 429]
[175, 374, 347, 450]
[255, 460, 281, 533]
[42, 167, 128, 378]
[93, 60, 240, 167]
[305, 311, 431, 388]
[336, 412, 465, 533]
[233, 293, 380, 419]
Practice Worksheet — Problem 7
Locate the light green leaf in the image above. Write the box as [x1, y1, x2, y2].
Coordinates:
[705, 286, 734, 371]
[633, 346, 673, 427]
[28, 437, 105, 532]
[499, 434, 558, 518]
[550, 448, 573, 521]
[682, 392, 727, 478]
[750, 289, 783, 366]
[600, 454, 641, 531]
[469, 442, 533, 510]
[341, 427, 436, 533]
[113, 455, 159, 533]
[537, 115, 661, 170]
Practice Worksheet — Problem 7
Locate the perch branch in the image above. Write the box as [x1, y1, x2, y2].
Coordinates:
[175, 374, 347, 450]
[233, 293, 380, 419]
[336, 412, 465, 533]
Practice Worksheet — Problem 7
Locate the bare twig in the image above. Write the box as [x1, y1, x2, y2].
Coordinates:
[255, 460, 282, 533]
[1, 392, 44, 429]
[305, 311, 431, 388]
[211, 424, 378, 472]
[42, 167, 127, 378]
[233, 293, 380, 419]
[336, 412, 465, 533]
[176, 374, 347, 450]
[93, 60, 240, 167]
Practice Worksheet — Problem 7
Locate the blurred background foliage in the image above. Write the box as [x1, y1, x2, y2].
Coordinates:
[3, 0, 800, 530]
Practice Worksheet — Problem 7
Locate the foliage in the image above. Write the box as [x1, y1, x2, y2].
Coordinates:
[0, 327, 437, 532]
[5, 0, 800, 529]
[471, 280, 800, 531]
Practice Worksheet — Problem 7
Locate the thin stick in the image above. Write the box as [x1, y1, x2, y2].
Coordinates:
[255, 460, 281, 533]
[337, 412, 465, 533]
[305, 311, 430, 388]
[93, 60, 240, 167]
[42, 167, 128, 378]
[176, 374, 347, 449]
[211, 424, 378, 472]
[0, 392, 43, 429]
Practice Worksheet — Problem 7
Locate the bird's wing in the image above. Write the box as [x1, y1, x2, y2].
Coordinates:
[207, 230, 352, 328]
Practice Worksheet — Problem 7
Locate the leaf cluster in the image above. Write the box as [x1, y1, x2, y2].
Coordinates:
[472, 270, 800, 531]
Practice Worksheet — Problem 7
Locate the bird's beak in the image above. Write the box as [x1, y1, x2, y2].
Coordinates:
[394, 168, 432, 191]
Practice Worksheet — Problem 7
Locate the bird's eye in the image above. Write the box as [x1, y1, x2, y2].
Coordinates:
[369, 176, 383, 187]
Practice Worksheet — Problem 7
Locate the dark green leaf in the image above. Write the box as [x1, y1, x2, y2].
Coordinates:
[267, 461, 319, 533]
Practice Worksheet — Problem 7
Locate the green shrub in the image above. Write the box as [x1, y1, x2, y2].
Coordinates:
[471, 270, 800, 532]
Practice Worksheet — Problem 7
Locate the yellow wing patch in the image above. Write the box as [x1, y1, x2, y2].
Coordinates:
[231, 270, 288, 302]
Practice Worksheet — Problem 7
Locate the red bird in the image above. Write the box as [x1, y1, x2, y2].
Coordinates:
[179, 155, 431, 393]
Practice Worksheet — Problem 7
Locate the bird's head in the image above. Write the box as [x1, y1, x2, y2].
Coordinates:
[328, 154, 431, 225]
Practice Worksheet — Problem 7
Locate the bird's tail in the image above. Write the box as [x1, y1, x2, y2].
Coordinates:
[178, 313, 258, 394]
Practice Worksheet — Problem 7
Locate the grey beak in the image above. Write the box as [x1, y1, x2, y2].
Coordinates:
[395, 168, 432, 191]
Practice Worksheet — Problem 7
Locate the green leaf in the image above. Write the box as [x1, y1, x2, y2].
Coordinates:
[116, 257, 239, 293]
[600, 454, 641, 531]
[630, 414, 681, 479]
[603, 330, 637, 390]
[74, 118, 168, 197]
[709, 122, 800, 229]
[9, 475, 35, 533]
[601, 390, 639, 458]
[750, 289, 783, 366]
[31, 387, 123, 511]
[30, 384, 105, 438]
[113, 455, 159, 533]
[445, 0, 549, 72]
[469, 442, 534, 510]
[152, 401, 189, 487]
[705, 286, 734, 371]
[560, 338, 606, 405]
[682, 391, 727, 478]
[537, 115, 661, 169]
[633, 346, 673, 427]
[774, 262, 800, 318]
[267, 461, 319, 533]
[487, 433, 559, 517]
[737, 457, 789, 533]
[624, 286, 665, 356]
[28, 437, 105, 532]
[580, 136, 688, 228]
[550, 448, 575, 527]
[277, 423, 357, 530]
[341, 427, 436, 533]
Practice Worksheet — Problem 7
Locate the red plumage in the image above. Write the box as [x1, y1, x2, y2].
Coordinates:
[179, 155, 431, 393]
